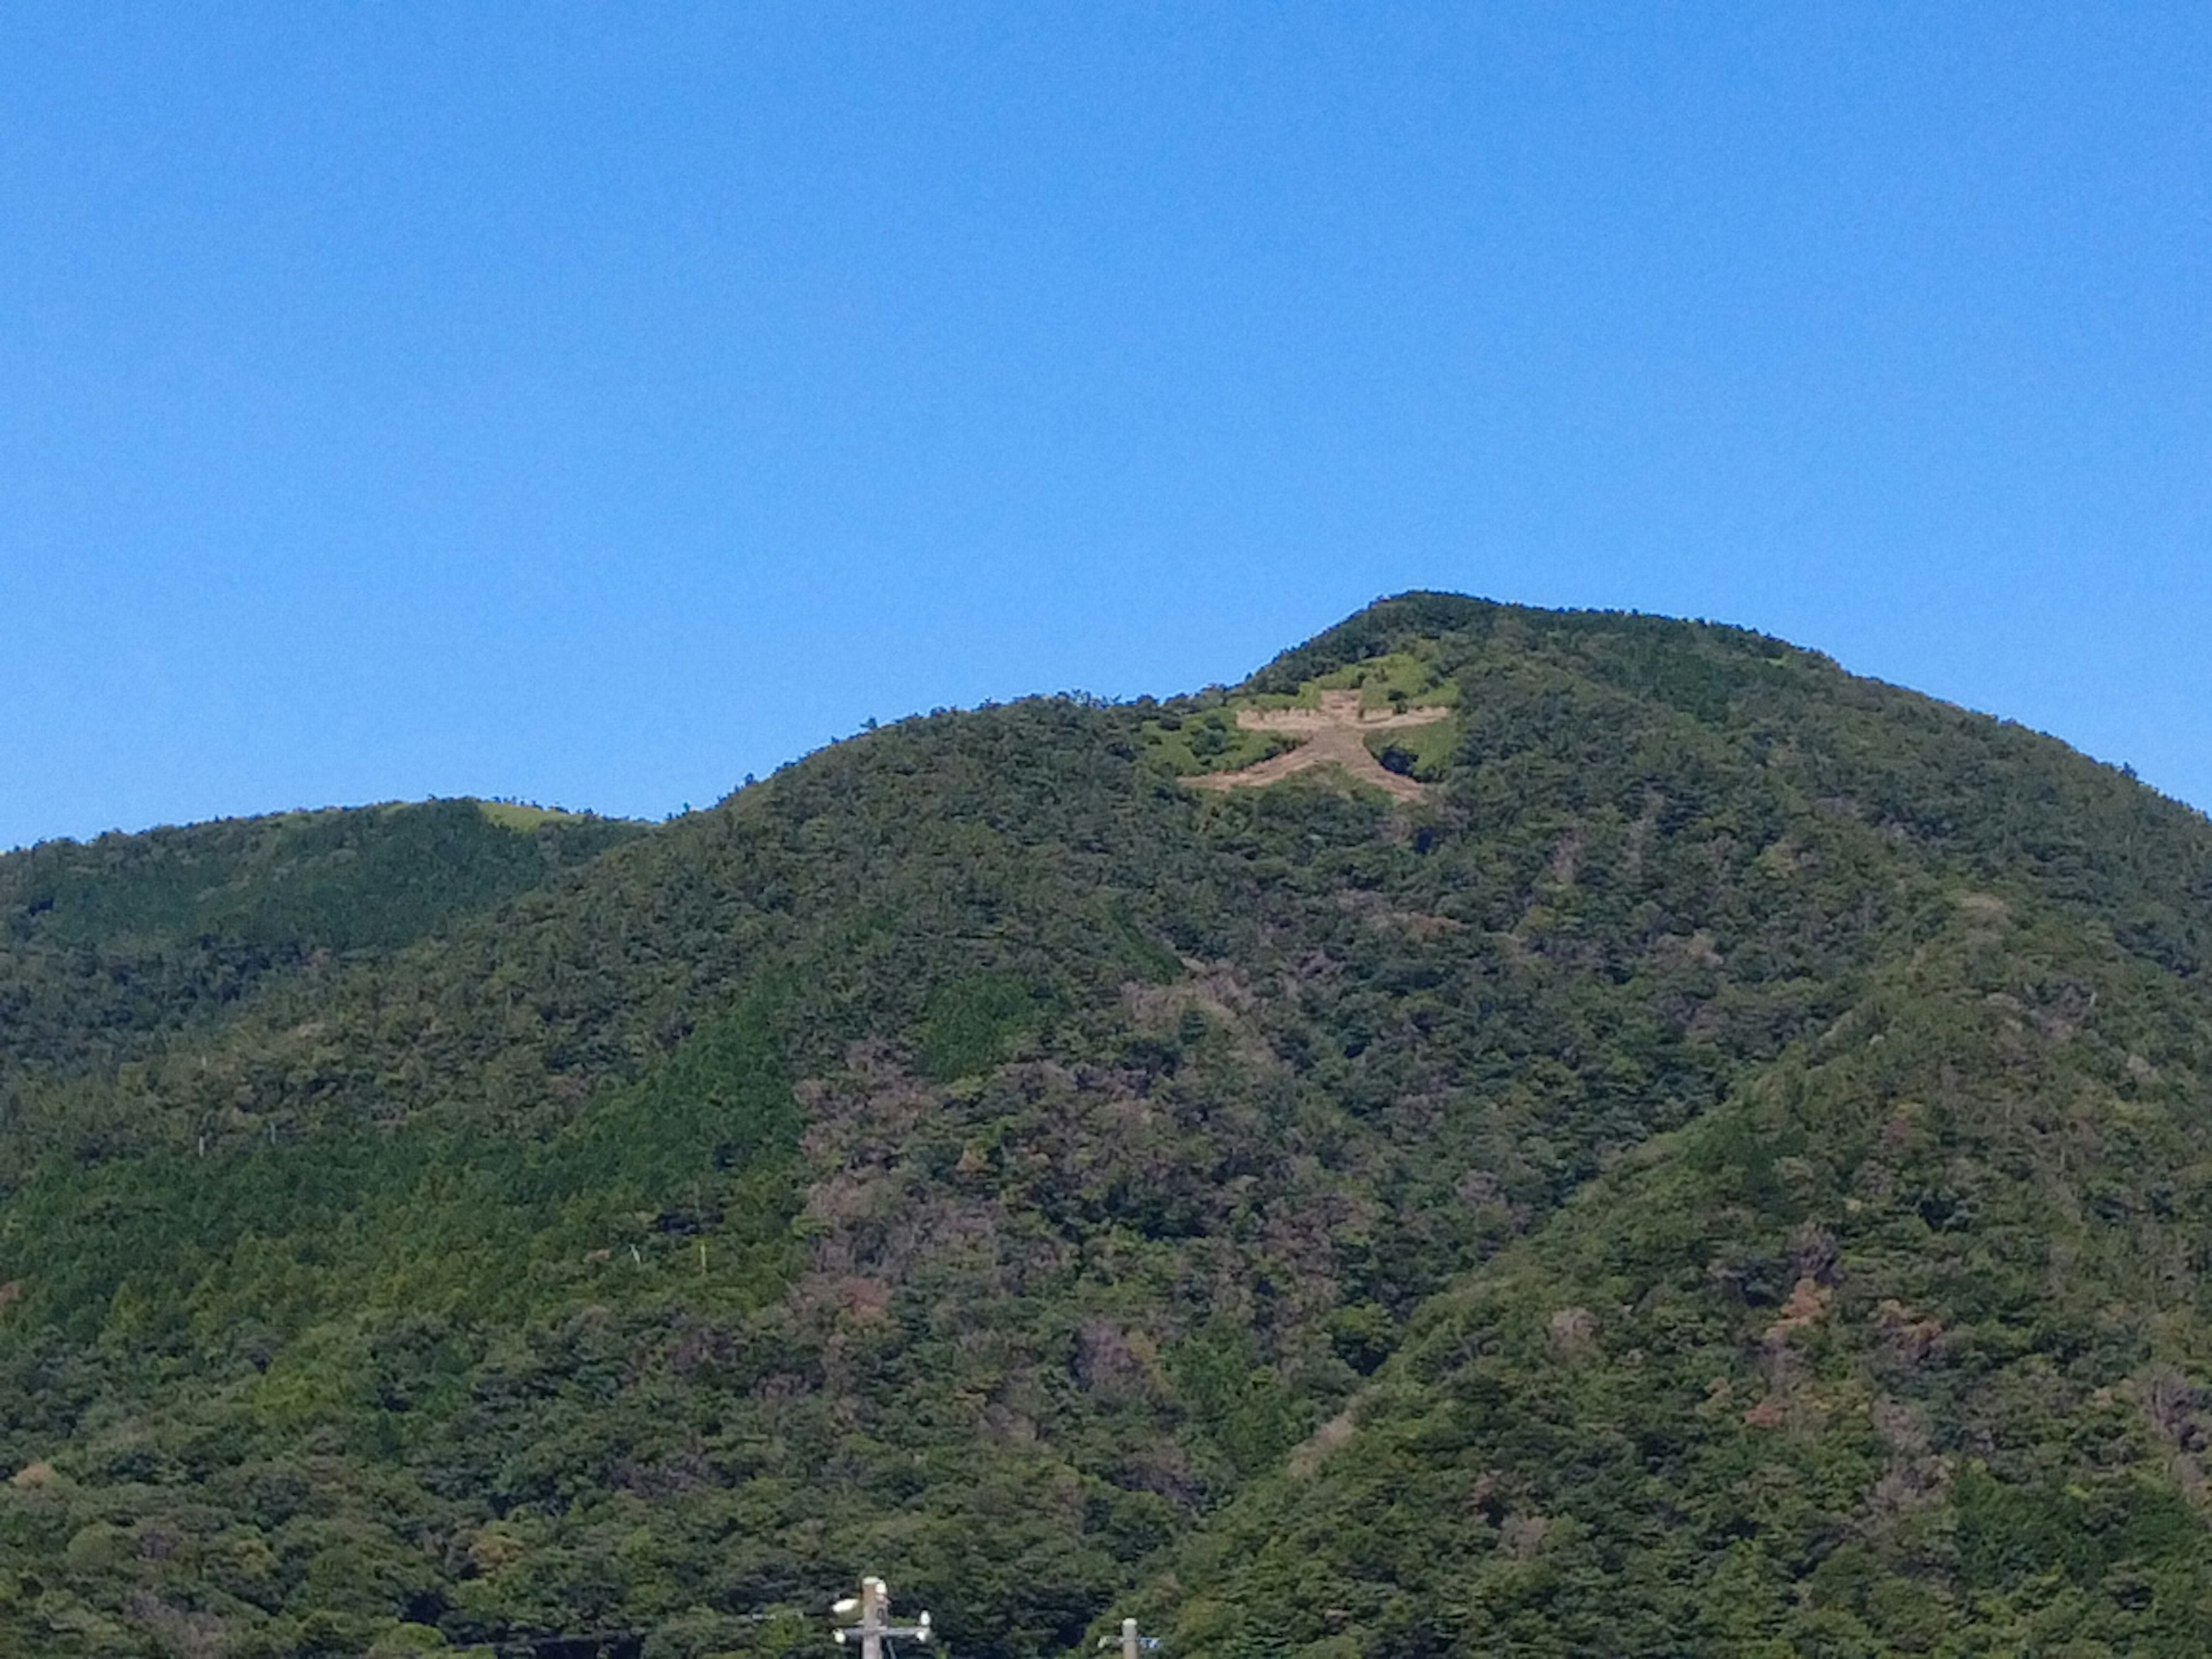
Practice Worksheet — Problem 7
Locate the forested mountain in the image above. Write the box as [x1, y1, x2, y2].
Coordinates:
[3, 594, 2210, 1658]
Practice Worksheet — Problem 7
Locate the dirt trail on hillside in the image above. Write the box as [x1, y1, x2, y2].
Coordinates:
[1187, 690, 1448, 803]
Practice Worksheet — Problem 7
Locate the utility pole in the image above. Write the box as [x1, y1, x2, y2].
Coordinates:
[1098, 1616, 1153, 1657]
[832, 1575, 932, 1659]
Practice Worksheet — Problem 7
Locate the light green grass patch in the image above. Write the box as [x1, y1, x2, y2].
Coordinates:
[475, 800, 608, 833]
[1258, 649, 1460, 713]
[1141, 650, 1461, 779]
[1372, 707, 1461, 781]
[1139, 707, 1296, 776]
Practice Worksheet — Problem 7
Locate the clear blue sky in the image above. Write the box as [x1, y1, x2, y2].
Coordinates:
[5, 3, 2208, 847]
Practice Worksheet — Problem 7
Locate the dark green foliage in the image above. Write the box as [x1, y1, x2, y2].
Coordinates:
[0, 800, 643, 1107]
[4, 594, 2212, 1655]
[917, 973, 1057, 1081]
[1148, 888, 2212, 1654]
[4, 799, 638, 956]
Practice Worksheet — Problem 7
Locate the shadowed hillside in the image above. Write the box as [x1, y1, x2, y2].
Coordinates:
[2, 596, 2209, 1657]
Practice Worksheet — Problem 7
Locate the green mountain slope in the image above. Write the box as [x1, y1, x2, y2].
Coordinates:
[1, 799, 644, 1089]
[1, 595, 2208, 1657]
[1157, 896, 2212, 1656]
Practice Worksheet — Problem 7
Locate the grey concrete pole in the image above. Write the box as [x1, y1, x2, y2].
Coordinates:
[862, 1577, 886, 1659]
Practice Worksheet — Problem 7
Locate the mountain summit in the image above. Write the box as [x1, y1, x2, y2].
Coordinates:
[4, 593, 2211, 1657]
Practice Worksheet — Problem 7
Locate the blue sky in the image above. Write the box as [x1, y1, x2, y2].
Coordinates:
[4, 3, 2207, 846]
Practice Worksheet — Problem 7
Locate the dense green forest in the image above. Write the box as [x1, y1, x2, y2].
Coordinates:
[4, 594, 2211, 1656]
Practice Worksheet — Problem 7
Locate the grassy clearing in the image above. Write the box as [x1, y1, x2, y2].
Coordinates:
[1139, 708, 1294, 775]
[1140, 650, 1461, 779]
[1281, 648, 1459, 712]
[474, 800, 634, 833]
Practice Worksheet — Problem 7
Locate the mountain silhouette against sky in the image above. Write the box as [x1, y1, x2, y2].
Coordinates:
[4, 594, 2210, 1657]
